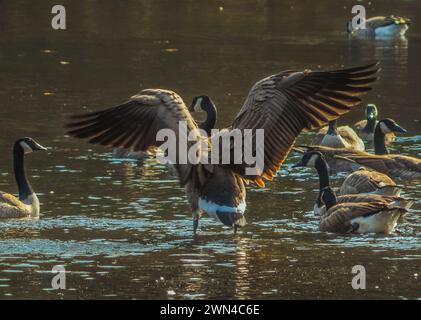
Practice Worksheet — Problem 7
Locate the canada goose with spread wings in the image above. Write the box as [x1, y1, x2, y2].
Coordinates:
[66, 63, 378, 234]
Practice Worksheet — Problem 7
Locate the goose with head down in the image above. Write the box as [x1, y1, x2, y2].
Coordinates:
[0, 137, 47, 219]
[292, 151, 413, 234]
[66, 63, 378, 234]
[312, 119, 365, 151]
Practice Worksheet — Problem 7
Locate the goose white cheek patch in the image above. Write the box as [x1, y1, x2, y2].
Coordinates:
[20, 141, 33, 154]
[193, 97, 203, 112]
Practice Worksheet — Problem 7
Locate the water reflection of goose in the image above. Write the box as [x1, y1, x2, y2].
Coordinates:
[292, 151, 413, 234]
[67, 63, 378, 234]
[0, 138, 47, 219]
[347, 16, 411, 39]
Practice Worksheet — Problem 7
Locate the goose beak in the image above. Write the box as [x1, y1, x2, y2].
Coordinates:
[34, 143, 48, 151]
[393, 124, 407, 134]
[292, 160, 305, 168]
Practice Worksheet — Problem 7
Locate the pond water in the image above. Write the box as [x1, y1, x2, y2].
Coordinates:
[0, 0, 420, 299]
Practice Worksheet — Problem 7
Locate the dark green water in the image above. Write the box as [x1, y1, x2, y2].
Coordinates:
[0, 0, 420, 299]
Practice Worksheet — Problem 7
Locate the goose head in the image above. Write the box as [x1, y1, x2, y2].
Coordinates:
[366, 104, 378, 121]
[15, 137, 48, 154]
[189, 95, 214, 113]
[292, 151, 324, 168]
[378, 119, 407, 135]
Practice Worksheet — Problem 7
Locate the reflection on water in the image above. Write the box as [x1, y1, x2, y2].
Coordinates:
[0, 0, 420, 299]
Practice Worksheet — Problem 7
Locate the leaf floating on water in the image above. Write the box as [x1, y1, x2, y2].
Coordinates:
[60, 61, 70, 65]
[43, 92, 54, 96]
[41, 49, 53, 54]
[164, 48, 178, 53]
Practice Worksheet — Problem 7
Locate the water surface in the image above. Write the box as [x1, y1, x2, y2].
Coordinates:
[0, 0, 420, 299]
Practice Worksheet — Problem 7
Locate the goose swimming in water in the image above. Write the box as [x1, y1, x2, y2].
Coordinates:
[0, 138, 47, 219]
[298, 119, 420, 181]
[66, 63, 378, 234]
[347, 15, 411, 38]
[354, 104, 395, 145]
[312, 119, 365, 151]
[292, 151, 413, 234]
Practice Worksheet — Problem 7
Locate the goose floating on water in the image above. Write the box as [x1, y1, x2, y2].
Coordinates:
[292, 151, 413, 234]
[312, 119, 365, 151]
[354, 104, 395, 145]
[298, 119, 421, 181]
[66, 63, 378, 234]
[0, 138, 47, 219]
[347, 15, 411, 38]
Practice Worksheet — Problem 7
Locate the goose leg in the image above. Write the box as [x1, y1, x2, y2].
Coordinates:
[233, 225, 239, 234]
[193, 218, 199, 235]
[193, 210, 200, 235]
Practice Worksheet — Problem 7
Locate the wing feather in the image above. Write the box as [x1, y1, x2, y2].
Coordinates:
[228, 63, 379, 184]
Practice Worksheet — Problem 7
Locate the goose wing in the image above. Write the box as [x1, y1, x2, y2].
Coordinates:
[0, 192, 23, 208]
[224, 63, 379, 186]
[342, 154, 421, 180]
[354, 119, 367, 132]
[66, 89, 202, 185]
[339, 168, 396, 195]
[320, 201, 392, 233]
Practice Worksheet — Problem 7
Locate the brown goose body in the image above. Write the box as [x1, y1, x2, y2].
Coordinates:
[339, 167, 400, 196]
[66, 63, 378, 234]
[301, 145, 421, 181]
[292, 151, 413, 234]
[319, 201, 407, 234]
[312, 124, 365, 151]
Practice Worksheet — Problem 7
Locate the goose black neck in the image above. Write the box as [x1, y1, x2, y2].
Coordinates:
[315, 156, 330, 191]
[200, 99, 217, 135]
[374, 124, 388, 155]
[327, 120, 337, 135]
[13, 146, 33, 200]
[364, 116, 377, 133]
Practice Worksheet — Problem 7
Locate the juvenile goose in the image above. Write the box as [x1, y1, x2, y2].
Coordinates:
[66, 63, 378, 234]
[0, 138, 47, 219]
[347, 15, 411, 38]
[354, 104, 395, 145]
[312, 119, 365, 151]
[293, 151, 412, 234]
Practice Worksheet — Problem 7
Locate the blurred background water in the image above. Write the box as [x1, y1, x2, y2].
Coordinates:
[0, 0, 420, 299]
